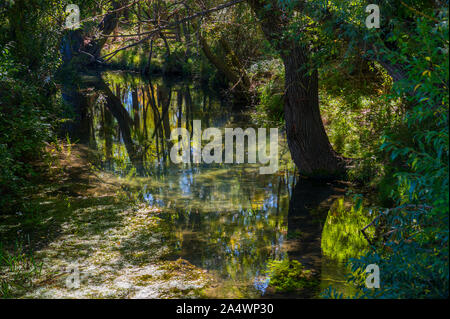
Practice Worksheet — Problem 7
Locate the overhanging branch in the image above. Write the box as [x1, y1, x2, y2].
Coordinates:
[98, 0, 245, 61]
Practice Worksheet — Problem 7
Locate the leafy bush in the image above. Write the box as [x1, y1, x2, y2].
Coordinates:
[0, 45, 58, 211]
[257, 80, 284, 121]
[324, 6, 449, 299]
[253, 62, 285, 126]
[319, 62, 403, 185]
[162, 44, 190, 75]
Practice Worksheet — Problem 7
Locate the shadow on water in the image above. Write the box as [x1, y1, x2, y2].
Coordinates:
[267, 179, 349, 298]
[61, 71, 354, 298]
[287, 179, 347, 268]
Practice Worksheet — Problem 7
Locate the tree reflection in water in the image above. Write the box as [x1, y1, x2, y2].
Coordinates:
[63, 71, 352, 298]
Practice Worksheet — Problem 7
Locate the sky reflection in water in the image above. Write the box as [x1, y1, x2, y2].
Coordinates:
[71, 71, 352, 298]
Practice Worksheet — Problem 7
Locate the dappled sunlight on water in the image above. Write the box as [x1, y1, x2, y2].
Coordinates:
[58, 71, 358, 298]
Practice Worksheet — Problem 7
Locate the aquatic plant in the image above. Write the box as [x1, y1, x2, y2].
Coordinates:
[265, 259, 318, 292]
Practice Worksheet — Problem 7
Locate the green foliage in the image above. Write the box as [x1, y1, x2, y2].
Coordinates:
[0, 45, 58, 210]
[1, 0, 64, 76]
[0, 241, 43, 298]
[265, 259, 318, 292]
[162, 44, 191, 75]
[256, 80, 284, 122]
[0, 0, 447, 299]
[321, 198, 374, 262]
[0, 1, 63, 212]
[108, 45, 156, 72]
[252, 59, 285, 126]
[319, 60, 403, 185]
[107, 41, 198, 77]
[324, 5, 449, 299]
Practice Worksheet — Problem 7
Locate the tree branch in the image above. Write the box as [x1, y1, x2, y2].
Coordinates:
[98, 0, 244, 61]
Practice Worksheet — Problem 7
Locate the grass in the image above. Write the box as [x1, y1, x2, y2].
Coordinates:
[0, 240, 43, 298]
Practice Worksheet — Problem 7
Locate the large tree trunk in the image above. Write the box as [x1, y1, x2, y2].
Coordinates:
[281, 45, 344, 176]
[248, 0, 345, 177]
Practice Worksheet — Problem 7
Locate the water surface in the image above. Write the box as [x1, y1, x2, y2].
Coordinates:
[64, 71, 354, 298]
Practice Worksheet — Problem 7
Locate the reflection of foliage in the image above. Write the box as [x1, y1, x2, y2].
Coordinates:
[265, 259, 317, 292]
[321, 198, 374, 262]
[92, 72, 231, 175]
[286, 230, 302, 240]
[326, 6, 448, 299]
[161, 206, 289, 288]
[70, 70, 297, 297]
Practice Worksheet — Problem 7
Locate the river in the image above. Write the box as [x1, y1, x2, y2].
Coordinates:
[60, 70, 355, 298]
